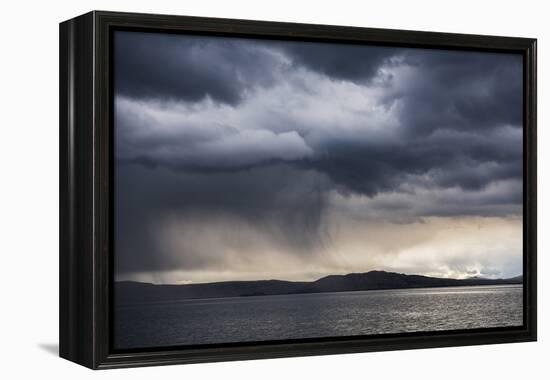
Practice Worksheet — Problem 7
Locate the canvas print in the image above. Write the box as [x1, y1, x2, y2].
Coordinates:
[113, 31, 524, 350]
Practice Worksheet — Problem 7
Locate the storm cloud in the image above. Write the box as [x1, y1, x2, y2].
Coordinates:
[114, 32, 284, 104]
[114, 31, 523, 283]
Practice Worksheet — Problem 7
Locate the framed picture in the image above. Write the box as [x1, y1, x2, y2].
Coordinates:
[59, 11, 537, 369]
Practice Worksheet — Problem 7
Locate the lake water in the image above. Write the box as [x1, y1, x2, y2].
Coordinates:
[114, 284, 523, 349]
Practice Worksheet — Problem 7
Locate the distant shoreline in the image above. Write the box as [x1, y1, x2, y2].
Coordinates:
[115, 270, 522, 305]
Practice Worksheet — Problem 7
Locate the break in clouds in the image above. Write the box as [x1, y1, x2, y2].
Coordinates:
[114, 31, 523, 284]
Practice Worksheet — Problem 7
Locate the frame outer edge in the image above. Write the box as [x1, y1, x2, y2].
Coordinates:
[59, 11, 97, 369]
[59, 17, 72, 362]
[527, 38, 537, 340]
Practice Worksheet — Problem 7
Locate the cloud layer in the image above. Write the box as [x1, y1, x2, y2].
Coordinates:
[114, 31, 523, 283]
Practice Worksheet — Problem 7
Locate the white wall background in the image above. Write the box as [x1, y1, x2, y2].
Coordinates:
[0, 0, 546, 378]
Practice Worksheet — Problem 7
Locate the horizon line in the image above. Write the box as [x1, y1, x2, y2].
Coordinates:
[114, 270, 523, 287]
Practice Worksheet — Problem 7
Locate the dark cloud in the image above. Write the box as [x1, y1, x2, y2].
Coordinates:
[115, 32, 283, 104]
[280, 41, 398, 82]
[303, 126, 522, 198]
[114, 32, 402, 105]
[394, 49, 523, 135]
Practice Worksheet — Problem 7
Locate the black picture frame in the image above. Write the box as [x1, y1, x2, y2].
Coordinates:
[59, 10, 537, 369]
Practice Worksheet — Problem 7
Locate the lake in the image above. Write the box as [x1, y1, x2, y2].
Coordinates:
[114, 284, 523, 349]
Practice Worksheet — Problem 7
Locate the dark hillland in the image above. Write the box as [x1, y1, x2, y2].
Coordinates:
[115, 271, 522, 305]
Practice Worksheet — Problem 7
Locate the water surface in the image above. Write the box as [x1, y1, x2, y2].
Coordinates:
[114, 284, 523, 349]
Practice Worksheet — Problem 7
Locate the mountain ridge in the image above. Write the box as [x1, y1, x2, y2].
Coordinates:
[115, 270, 522, 305]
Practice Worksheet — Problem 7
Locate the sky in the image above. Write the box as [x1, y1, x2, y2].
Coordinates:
[114, 31, 523, 284]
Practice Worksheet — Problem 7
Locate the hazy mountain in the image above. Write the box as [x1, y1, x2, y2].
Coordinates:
[115, 270, 523, 305]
